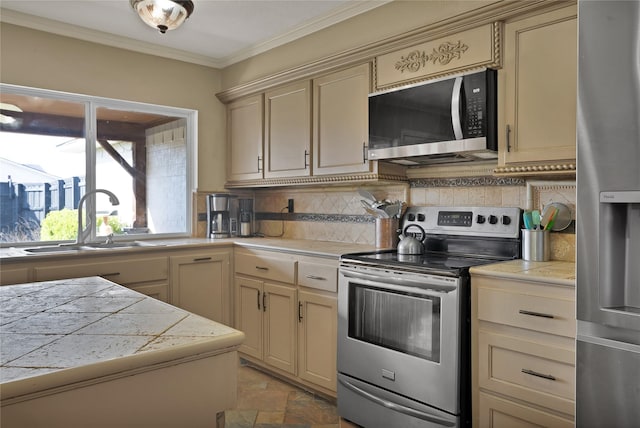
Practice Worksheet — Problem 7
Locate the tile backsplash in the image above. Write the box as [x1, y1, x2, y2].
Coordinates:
[195, 177, 576, 261]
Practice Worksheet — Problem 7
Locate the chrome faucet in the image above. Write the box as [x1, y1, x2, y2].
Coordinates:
[76, 189, 120, 245]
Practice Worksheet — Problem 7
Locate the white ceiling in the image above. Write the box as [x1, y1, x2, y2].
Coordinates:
[0, 0, 389, 69]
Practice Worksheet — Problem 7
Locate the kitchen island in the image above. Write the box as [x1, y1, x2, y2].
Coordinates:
[0, 276, 245, 428]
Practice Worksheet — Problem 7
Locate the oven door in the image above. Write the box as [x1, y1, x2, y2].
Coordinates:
[338, 264, 463, 416]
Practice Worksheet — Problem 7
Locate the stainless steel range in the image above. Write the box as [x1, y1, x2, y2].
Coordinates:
[337, 206, 521, 428]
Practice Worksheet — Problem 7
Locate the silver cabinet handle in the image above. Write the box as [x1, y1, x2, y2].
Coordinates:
[506, 124, 512, 152]
[262, 292, 267, 312]
[255, 266, 269, 271]
[298, 301, 303, 322]
[362, 142, 368, 163]
[257, 155, 263, 172]
[305, 274, 327, 281]
[257, 290, 261, 310]
[522, 368, 556, 381]
[519, 309, 555, 319]
[304, 149, 309, 168]
[193, 257, 212, 262]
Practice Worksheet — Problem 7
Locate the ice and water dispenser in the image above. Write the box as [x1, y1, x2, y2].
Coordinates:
[598, 191, 640, 314]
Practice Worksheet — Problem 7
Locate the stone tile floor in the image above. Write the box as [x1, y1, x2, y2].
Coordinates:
[225, 361, 360, 428]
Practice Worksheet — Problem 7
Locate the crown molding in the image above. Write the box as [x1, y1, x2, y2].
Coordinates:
[216, 1, 392, 68]
[0, 2, 392, 70]
[0, 8, 222, 68]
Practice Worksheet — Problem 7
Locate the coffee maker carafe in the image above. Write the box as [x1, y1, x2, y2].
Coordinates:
[206, 193, 235, 239]
[238, 198, 254, 237]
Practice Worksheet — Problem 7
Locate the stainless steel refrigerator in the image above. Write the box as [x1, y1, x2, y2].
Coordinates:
[577, 1, 640, 426]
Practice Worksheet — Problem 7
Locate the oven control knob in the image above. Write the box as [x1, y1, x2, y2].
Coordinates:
[407, 213, 416, 221]
[417, 213, 426, 222]
[488, 215, 498, 225]
[476, 214, 486, 224]
[502, 215, 511, 225]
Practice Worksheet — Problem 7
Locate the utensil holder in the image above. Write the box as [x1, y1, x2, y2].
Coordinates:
[522, 229, 550, 261]
[376, 218, 399, 249]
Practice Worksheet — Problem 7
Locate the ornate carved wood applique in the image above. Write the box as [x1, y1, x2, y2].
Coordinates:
[395, 41, 469, 73]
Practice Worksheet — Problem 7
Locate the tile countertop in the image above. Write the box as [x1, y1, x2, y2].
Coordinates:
[470, 259, 576, 287]
[0, 276, 245, 401]
[0, 237, 377, 261]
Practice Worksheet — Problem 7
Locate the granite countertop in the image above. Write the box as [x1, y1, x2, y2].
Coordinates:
[470, 259, 576, 287]
[0, 276, 244, 400]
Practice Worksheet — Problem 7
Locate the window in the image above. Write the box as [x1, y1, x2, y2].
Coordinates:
[0, 84, 197, 245]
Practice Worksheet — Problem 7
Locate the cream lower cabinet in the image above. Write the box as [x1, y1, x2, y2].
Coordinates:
[496, 4, 577, 175]
[235, 276, 297, 374]
[471, 272, 576, 428]
[0, 265, 31, 285]
[234, 248, 339, 396]
[297, 288, 337, 391]
[170, 249, 232, 325]
[32, 254, 169, 302]
[234, 248, 298, 375]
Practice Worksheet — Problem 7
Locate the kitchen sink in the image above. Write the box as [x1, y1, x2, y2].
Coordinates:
[22, 241, 158, 254]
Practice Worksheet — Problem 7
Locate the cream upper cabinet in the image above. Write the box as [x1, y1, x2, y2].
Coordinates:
[227, 94, 264, 181]
[169, 249, 231, 325]
[312, 63, 372, 176]
[496, 5, 577, 174]
[264, 81, 311, 178]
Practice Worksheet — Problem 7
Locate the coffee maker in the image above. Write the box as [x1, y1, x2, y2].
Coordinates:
[238, 198, 254, 237]
[206, 193, 236, 239]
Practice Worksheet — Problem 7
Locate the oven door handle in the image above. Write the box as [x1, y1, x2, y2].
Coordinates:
[340, 269, 457, 293]
[338, 377, 456, 427]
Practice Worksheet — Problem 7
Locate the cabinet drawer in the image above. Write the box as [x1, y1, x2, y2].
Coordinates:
[33, 257, 168, 285]
[478, 330, 575, 416]
[479, 392, 574, 428]
[235, 250, 296, 283]
[298, 261, 337, 292]
[477, 287, 575, 338]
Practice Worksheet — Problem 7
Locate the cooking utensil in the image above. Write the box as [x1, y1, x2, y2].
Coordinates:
[358, 189, 377, 203]
[523, 211, 533, 230]
[540, 206, 557, 230]
[545, 202, 572, 231]
[532, 210, 541, 229]
[361, 200, 389, 218]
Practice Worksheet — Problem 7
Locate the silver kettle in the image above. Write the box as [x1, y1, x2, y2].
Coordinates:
[397, 235, 423, 255]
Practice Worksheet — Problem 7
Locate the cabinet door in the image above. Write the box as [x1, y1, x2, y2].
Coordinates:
[227, 94, 264, 181]
[0, 265, 31, 285]
[298, 290, 337, 391]
[235, 276, 263, 359]
[478, 392, 573, 428]
[263, 282, 297, 375]
[129, 283, 169, 302]
[499, 6, 577, 167]
[264, 81, 311, 178]
[170, 251, 231, 324]
[313, 63, 372, 175]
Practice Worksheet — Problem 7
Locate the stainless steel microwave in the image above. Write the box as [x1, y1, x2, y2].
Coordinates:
[368, 69, 497, 165]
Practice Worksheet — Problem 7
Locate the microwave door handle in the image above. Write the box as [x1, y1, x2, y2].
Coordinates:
[451, 76, 464, 140]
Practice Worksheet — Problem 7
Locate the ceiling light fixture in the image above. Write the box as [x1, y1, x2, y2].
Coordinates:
[130, 0, 195, 34]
